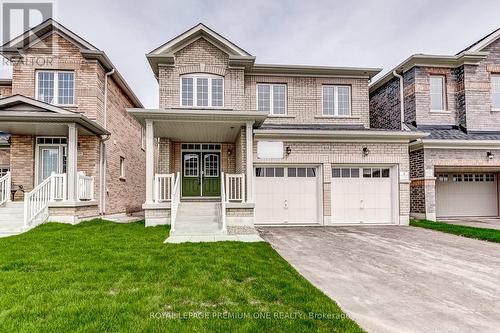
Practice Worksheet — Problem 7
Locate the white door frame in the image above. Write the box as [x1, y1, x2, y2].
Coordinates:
[35, 137, 67, 185]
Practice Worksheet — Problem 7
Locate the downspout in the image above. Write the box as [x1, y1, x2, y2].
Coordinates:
[393, 70, 405, 130]
[99, 68, 115, 215]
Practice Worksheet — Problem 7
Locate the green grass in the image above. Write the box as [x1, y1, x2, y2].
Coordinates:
[410, 219, 500, 243]
[0, 220, 362, 333]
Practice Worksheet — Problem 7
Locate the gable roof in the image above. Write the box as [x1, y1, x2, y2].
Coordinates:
[0, 95, 109, 135]
[0, 19, 143, 108]
[457, 27, 500, 54]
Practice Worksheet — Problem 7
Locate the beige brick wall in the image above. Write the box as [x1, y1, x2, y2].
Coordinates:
[254, 140, 410, 221]
[0, 148, 10, 166]
[0, 85, 12, 97]
[10, 135, 34, 199]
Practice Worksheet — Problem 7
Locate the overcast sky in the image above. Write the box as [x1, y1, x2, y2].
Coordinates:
[2, 0, 500, 108]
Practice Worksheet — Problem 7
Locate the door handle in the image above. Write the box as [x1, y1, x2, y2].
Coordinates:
[284, 200, 288, 209]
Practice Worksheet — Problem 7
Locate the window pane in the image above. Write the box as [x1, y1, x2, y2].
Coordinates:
[492, 76, 500, 109]
[212, 78, 223, 107]
[307, 168, 316, 177]
[297, 168, 306, 177]
[257, 85, 270, 112]
[351, 168, 359, 178]
[430, 76, 445, 110]
[37, 72, 54, 104]
[181, 77, 193, 106]
[363, 168, 372, 178]
[57, 72, 74, 105]
[372, 168, 381, 178]
[265, 168, 275, 177]
[341, 168, 350, 178]
[275, 168, 284, 177]
[382, 168, 390, 178]
[332, 168, 340, 178]
[337, 86, 351, 116]
[273, 85, 286, 115]
[323, 86, 334, 115]
[256, 168, 264, 177]
[288, 167, 296, 177]
[197, 78, 209, 106]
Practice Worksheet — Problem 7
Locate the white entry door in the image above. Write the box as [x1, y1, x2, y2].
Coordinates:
[37, 145, 66, 183]
[255, 166, 320, 224]
[436, 173, 498, 217]
[331, 166, 394, 224]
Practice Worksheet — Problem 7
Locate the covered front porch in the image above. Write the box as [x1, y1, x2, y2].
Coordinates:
[128, 108, 266, 235]
[0, 96, 108, 234]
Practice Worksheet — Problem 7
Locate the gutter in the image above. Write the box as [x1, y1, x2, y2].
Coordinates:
[100, 68, 115, 216]
[254, 129, 427, 142]
[393, 70, 405, 130]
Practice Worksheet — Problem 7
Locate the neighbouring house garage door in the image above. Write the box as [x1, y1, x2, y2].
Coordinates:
[331, 166, 394, 224]
[436, 173, 498, 217]
[254, 166, 320, 224]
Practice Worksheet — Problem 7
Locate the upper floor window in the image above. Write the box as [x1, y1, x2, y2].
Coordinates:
[36, 71, 75, 106]
[492, 75, 500, 110]
[257, 83, 287, 115]
[322, 85, 351, 116]
[180, 75, 223, 107]
[430, 76, 446, 111]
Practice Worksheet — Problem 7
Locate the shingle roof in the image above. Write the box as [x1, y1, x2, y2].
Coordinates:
[457, 27, 500, 54]
[407, 124, 500, 140]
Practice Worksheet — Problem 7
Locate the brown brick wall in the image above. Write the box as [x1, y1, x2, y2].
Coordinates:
[0, 86, 12, 97]
[10, 135, 34, 199]
[0, 148, 10, 166]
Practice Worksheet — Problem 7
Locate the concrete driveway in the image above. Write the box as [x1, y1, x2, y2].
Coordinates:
[439, 217, 500, 230]
[259, 226, 500, 333]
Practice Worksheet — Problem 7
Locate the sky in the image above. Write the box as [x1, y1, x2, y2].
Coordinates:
[1, 0, 500, 108]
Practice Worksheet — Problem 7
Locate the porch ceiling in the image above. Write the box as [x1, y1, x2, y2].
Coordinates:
[153, 120, 243, 142]
[0, 121, 96, 136]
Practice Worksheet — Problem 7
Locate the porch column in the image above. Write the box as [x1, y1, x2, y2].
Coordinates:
[67, 123, 78, 202]
[246, 122, 254, 203]
[145, 119, 154, 204]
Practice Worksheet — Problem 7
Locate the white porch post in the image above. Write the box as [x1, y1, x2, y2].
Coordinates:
[145, 119, 154, 204]
[246, 121, 254, 203]
[67, 123, 78, 202]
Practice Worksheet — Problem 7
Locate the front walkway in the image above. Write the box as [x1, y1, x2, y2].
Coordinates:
[438, 217, 500, 230]
[259, 226, 500, 333]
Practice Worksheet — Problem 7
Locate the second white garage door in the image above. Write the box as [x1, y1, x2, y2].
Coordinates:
[254, 166, 320, 224]
[436, 173, 498, 217]
[331, 166, 394, 224]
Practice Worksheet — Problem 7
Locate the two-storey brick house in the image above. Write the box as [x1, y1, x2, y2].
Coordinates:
[129, 24, 422, 240]
[370, 28, 500, 221]
[0, 19, 145, 234]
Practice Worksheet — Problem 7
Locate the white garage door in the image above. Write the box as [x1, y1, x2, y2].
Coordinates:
[436, 173, 498, 217]
[255, 166, 320, 224]
[331, 167, 394, 224]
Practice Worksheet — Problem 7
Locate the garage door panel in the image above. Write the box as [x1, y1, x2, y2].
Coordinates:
[436, 173, 498, 217]
[332, 167, 394, 224]
[255, 167, 319, 224]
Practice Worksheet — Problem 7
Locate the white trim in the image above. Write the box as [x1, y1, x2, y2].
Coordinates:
[179, 74, 224, 108]
[321, 85, 352, 116]
[256, 83, 287, 115]
[35, 70, 76, 107]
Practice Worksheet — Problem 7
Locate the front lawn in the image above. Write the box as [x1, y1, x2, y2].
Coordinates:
[0, 220, 362, 333]
[410, 219, 500, 243]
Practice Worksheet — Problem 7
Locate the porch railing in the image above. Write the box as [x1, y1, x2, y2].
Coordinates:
[170, 172, 180, 232]
[225, 173, 246, 202]
[154, 173, 174, 202]
[0, 171, 11, 206]
[221, 172, 227, 232]
[77, 172, 94, 201]
[24, 172, 66, 228]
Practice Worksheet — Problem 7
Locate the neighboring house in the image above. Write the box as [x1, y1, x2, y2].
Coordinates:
[129, 23, 422, 238]
[370, 28, 500, 221]
[0, 19, 145, 233]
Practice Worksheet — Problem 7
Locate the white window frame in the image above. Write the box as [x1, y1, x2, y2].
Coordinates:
[429, 75, 446, 112]
[491, 74, 500, 111]
[119, 156, 125, 179]
[256, 83, 287, 115]
[322, 85, 352, 116]
[35, 70, 76, 106]
[179, 74, 224, 108]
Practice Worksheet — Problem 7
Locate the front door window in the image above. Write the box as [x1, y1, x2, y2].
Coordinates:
[181, 148, 221, 197]
[41, 147, 60, 181]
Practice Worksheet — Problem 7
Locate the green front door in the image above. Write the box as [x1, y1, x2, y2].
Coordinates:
[182, 151, 221, 197]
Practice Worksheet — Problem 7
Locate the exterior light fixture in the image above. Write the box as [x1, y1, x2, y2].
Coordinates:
[227, 148, 232, 156]
[286, 146, 292, 156]
[487, 151, 494, 160]
[362, 147, 370, 156]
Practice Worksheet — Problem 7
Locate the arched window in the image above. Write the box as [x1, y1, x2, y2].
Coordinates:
[180, 74, 224, 107]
